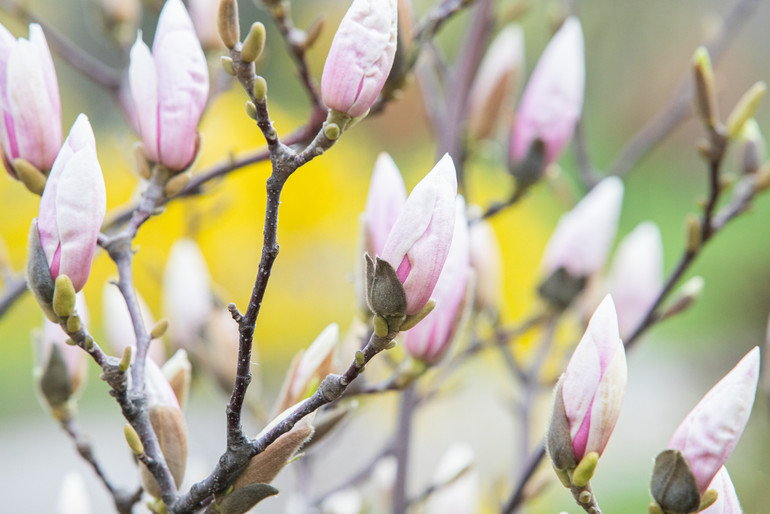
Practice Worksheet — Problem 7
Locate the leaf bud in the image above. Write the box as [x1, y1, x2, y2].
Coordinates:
[240, 22, 266, 63]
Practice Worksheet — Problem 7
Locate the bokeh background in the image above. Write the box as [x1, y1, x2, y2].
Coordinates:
[1, 0, 770, 512]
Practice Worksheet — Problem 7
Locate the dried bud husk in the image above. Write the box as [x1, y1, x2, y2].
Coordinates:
[364, 254, 407, 329]
[546, 380, 577, 473]
[650, 449, 701, 514]
[509, 138, 546, 188]
[212, 483, 279, 514]
[13, 158, 47, 195]
[27, 220, 57, 322]
[692, 47, 719, 130]
[538, 267, 587, 310]
[301, 14, 325, 50]
[140, 405, 188, 498]
[236, 419, 314, 487]
[39, 344, 74, 412]
[133, 143, 152, 180]
[662, 276, 704, 319]
[218, 0, 240, 49]
[240, 22, 266, 63]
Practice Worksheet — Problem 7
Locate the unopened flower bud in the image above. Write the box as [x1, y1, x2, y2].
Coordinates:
[736, 118, 765, 175]
[469, 217, 502, 315]
[547, 296, 626, 478]
[189, 0, 223, 51]
[665, 347, 759, 495]
[700, 467, 742, 514]
[467, 24, 525, 141]
[0, 23, 62, 179]
[321, 0, 398, 118]
[162, 349, 192, 409]
[57, 471, 92, 514]
[540, 177, 623, 306]
[379, 154, 458, 318]
[425, 443, 479, 514]
[509, 17, 584, 178]
[129, 0, 209, 171]
[30, 115, 105, 304]
[403, 197, 471, 365]
[606, 222, 663, 338]
[102, 283, 167, 365]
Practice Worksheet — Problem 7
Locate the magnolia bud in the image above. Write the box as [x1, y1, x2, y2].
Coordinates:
[321, 0, 398, 118]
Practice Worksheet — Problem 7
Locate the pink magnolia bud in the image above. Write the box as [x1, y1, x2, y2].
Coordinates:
[0, 23, 62, 177]
[364, 153, 407, 258]
[549, 295, 626, 466]
[321, 0, 398, 118]
[467, 24, 525, 141]
[36, 115, 106, 293]
[667, 347, 760, 494]
[381, 153, 457, 315]
[605, 222, 663, 338]
[146, 358, 181, 409]
[129, 0, 209, 171]
[509, 17, 584, 168]
[403, 197, 470, 364]
[700, 467, 741, 514]
[188, 0, 221, 51]
[542, 176, 623, 278]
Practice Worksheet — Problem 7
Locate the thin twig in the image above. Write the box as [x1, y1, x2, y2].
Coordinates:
[392, 384, 418, 514]
[61, 418, 142, 514]
[0, 275, 26, 318]
[607, 0, 759, 178]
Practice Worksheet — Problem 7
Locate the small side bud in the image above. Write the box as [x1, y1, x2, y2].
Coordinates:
[164, 171, 191, 197]
[150, 319, 169, 340]
[692, 47, 719, 130]
[217, 0, 240, 50]
[698, 489, 719, 511]
[124, 423, 144, 455]
[726, 81, 767, 138]
[119, 345, 133, 372]
[253, 76, 267, 101]
[572, 451, 598, 487]
[685, 214, 701, 252]
[245, 101, 258, 120]
[53, 275, 77, 319]
[301, 14, 325, 50]
[323, 123, 341, 141]
[13, 158, 47, 195]
[399, 298, 436, 331]
[66, 314, 82, 333]
[221, 56, 236, 76]
[240, 22, 266, 63]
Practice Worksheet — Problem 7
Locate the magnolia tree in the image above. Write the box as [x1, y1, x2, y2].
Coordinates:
[0, 0, 767, 513]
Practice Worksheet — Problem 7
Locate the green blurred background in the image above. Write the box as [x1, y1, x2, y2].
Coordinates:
[1, 0, 769, 512]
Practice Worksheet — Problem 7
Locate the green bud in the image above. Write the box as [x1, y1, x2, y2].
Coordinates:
[240, 22, 266, 63]
[685, 214, 701, 252]
[648, 502, 664, 514]
[692, 47, 719, 130]
[221, 56, 236, 76]
[124, 423, 144, 455]
[726, 81, 767, 138]
[572, 451, 598, 487]
[119, 345, 133, 372]
[13, 158, 47, 195]
[384, 340, 397, 350]
[217, 0, 240, 50]
[134, 142, 152, 180]
[150, 319, 169, 340]
[84, 335, 94, 350]
[53, 275, 77, 318]
[354, 350, 365, 367]
[66, 314, 82, 334]
[245, 101, 258, 120]
[399, 299, 436, 331]
[698, 488, 718, 512]
[373, 316, 389, 338]
[578, 490, 592, 504]
[253, 76, 267, 101]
